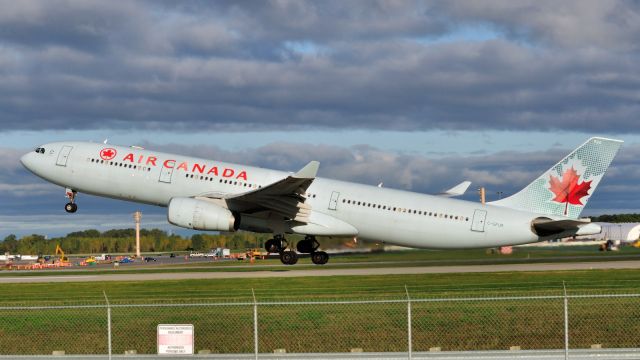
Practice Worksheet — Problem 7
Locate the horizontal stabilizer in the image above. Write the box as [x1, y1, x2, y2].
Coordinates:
[439, 181, 471, 197]
[533, 218, 601, 237]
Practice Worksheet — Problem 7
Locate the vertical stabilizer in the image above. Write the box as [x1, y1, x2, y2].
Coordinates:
[489, 137, 622, 219]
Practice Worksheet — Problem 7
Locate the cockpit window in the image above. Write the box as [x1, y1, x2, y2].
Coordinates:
[34, 147, 45, 154]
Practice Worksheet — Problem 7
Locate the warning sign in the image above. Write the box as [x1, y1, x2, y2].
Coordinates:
[157, 324, 194, 355]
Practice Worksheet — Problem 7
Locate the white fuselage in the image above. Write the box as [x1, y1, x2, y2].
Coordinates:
[21, 141, 545, 249]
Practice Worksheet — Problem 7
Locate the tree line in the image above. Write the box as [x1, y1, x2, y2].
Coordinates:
[0, 229, 273, 255]
[589, 213, 640, 223]
[0, 229, 355, 255]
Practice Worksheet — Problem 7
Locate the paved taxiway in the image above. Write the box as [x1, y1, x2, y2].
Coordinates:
[1, 260, 639, 283]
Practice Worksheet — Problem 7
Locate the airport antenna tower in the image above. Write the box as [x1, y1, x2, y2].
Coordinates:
[133, 211, 142, 258]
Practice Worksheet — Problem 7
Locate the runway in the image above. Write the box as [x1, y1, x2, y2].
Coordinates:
[1, 260, 639, 283]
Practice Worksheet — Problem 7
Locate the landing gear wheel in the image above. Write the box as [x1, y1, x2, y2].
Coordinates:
[280, 250, 298, 265]
[64, 203, 78, 213]
[265, 239, 278, 253]
[311, 251, 329, 265]
[64, 188, 78, 213]
[265, 236, 287, 253]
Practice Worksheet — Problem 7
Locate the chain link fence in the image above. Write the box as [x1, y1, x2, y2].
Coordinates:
[1, 291, 639, 357]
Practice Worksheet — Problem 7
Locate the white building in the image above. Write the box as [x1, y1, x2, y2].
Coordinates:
[592, 223, 640, 242]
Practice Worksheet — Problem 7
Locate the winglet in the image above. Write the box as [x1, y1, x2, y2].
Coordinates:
[439, 181, 471, 197]
[293, 161, 319, 179]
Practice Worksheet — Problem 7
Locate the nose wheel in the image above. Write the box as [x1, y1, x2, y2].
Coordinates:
[64, 188, 78, 213]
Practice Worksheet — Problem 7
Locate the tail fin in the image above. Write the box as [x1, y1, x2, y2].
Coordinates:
[489, 137, 622, 219]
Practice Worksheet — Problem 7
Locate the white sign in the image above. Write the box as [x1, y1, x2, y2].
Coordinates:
[157, 324, 194, 355]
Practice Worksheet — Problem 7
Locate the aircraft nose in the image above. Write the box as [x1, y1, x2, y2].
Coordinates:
[20, 152, 34, 170]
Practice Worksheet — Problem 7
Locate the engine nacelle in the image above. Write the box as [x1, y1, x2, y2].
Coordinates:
[167, 197, 239, 231]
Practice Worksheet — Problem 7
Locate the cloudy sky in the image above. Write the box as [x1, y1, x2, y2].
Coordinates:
[2, 0, 640, 237]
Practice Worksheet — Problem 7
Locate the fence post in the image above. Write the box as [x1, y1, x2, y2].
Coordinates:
[252, 288, 258, 360]
[563, 281, 569, 360]
[405, 285, 412, 360]
[103, 291, 112, 360]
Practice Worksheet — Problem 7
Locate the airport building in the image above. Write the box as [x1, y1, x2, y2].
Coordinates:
[592, 222, 640, 242]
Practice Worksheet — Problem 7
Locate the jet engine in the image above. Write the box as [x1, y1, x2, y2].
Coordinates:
[167, 197, 239, 231]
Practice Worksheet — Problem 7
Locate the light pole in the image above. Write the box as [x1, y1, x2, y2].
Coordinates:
[477, 187, 486, 204]
[133, 211, 142, 258]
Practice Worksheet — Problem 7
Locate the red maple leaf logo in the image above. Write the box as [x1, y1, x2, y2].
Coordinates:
[549, 167, 592, 216]
[100, 148, 117, 160]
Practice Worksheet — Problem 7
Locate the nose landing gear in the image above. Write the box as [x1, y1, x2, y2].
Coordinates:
[64, 188, 78, 213]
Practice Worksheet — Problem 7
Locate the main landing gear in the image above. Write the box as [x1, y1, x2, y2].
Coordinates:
[264, 235, 329, 265]
[64, 188, 78, 213]
[265, 235, 298, 265]
[298, 236, 329, 265]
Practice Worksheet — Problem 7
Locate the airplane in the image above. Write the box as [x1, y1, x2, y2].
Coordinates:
[20, 137, 622, 265]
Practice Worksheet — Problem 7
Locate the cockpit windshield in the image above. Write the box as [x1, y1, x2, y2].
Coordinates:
[34, 147, 45, 154]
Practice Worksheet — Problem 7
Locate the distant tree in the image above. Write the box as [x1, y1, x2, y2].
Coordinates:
[1, 234, 18, 253]
[102, 229, 135, 238]
[591, 213, 640, 223]
[191, 234, 205, 251]
[67, 229, 101, 238]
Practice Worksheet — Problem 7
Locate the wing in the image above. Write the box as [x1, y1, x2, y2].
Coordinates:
[205, 161, 319, 223]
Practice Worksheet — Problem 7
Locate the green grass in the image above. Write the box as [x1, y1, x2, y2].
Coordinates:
[1, 268, 640, 305]
[1, 265, 640, 354]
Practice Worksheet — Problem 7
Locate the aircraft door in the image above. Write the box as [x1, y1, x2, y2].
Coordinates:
[328, 191, 340, 210]
[159, 165, 174, 183]
[471, 209, 487, 232]
[56, 145, 73, 166]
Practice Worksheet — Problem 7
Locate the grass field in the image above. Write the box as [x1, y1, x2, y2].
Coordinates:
[1, 268, 640, 305]
[1, 255, 640, 354]
[0, 247, 640, 355]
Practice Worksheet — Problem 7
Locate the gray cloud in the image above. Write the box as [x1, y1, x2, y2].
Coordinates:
[0, 1, 639, 132]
